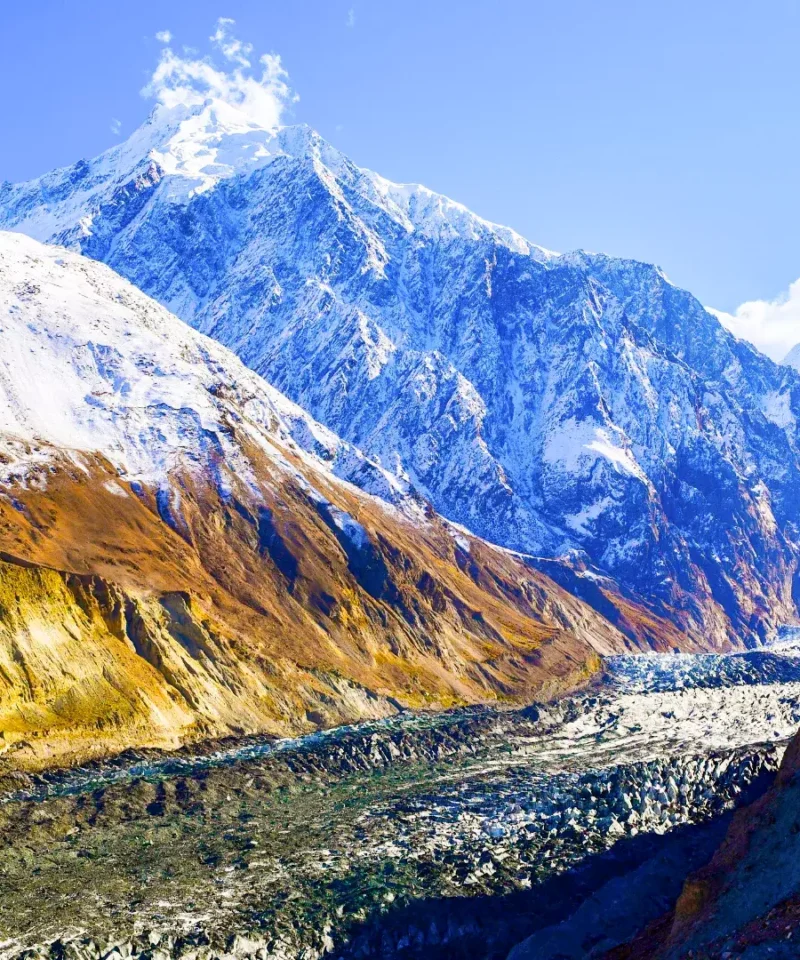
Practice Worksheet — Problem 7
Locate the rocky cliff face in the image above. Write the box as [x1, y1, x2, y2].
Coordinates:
[0, 232, 672, 771]
[3, 100, 799, 647]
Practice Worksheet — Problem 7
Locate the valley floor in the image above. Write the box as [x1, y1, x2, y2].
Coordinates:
[3, 633, 800, 960]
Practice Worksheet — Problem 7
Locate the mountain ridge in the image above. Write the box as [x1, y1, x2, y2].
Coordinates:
[1, 230, 692, 772]
[4, 100, 800, 649]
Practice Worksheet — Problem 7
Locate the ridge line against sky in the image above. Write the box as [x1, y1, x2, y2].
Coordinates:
[2, 1, 800, 361]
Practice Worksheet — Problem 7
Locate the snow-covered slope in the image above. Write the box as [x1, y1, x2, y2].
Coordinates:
[4, 100, 800, 646]
[0, 230, 412, 504]
[783, 341, 800, 373]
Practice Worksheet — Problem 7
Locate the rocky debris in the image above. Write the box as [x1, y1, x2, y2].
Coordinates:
[600, 725, 800, 959]
[3, 642, 800, 960]
[0, 730, 781, 960]
[1, 708, 507, 804]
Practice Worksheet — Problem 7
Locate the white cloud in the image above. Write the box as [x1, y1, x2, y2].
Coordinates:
[210, 17, 252, 67]
[346, 7, 356, 27]
[110, 118, 122, 136]
[142, 18, 296, 129]
[710, 279, 800, 363]
[155, 30, 172, 44]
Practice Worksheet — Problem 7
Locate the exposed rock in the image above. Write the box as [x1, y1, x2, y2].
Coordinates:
[602, 725, 800, 959]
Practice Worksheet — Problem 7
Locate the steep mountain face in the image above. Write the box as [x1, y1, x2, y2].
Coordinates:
[4, 101, 800, 646]
[0, 231, 673, 772]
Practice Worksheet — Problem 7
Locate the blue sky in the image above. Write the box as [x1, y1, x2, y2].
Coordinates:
[2, 1, 800, 353]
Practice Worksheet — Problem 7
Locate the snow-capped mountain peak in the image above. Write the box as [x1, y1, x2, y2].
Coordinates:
[138, 99, 282, 192]
[0, 102, 555, 261]
[0, 100, 306, 242]
[4, 108, 800, 649]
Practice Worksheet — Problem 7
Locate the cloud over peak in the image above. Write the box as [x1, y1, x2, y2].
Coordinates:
[143, 19, 296, 130]
[210, 18, 253, 67]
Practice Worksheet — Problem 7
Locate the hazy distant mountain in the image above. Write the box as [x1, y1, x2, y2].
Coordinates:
[783, 341, 800, 372]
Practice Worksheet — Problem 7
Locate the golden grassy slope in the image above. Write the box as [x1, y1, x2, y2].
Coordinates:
[0, 439, 684, 771]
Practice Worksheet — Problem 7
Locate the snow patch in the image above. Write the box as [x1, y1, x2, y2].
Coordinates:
[544, 419, 647, 483]
[564, 496, 616, 535]
[761, 390, 796, 430]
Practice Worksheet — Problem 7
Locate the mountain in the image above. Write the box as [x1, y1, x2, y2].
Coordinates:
[0, 230, 677, 772]
[784, 341, 800, 372]
[4, 100, 800, 647]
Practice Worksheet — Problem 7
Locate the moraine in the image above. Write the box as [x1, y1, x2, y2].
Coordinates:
[2, 634, 800, 960]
